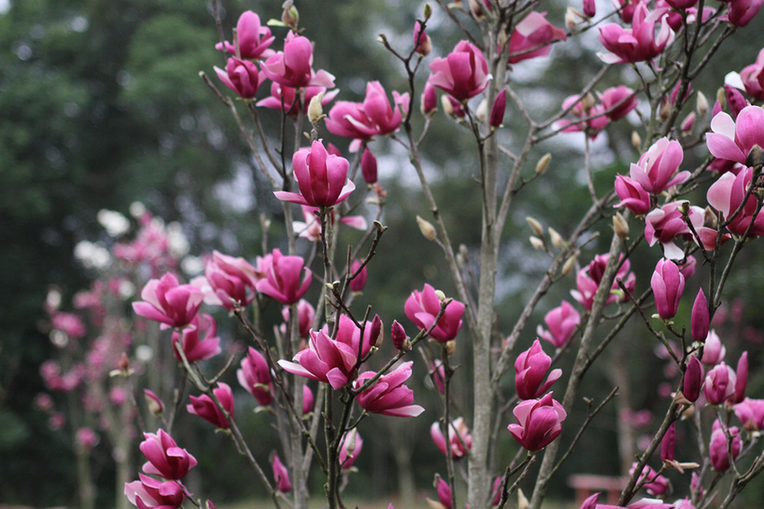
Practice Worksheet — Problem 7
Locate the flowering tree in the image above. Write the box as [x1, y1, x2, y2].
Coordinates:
[41, 0, 764, 508]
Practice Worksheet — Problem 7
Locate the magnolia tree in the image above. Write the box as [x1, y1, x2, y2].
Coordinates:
[42, 0, 764, 507]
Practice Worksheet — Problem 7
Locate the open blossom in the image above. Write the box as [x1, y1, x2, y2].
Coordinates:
[431, 417, 473, 458]
[274, 140, 355, 208]
[701, 330, 726, 365]
[172, 313, 222, 363]
[339, 429, 363, 469]
[599, 86, 639, 121]
[707, 106, 764, 165]
[704, 362, 736, 405]
[614, 175, 651, 215]
[537, 300, 581, 348]
[202, 251, 258, 310]
[139, 430, 197, 480]
[556, 95, 610, 137]
[631, 464, 670, 496]
[215, 57, 266, 99]
[709, 420, 741, 471]
[322, 314, 377, 361]
[325, 81, 409, 141]
[514, 339, 562, 399]
[237, 347, 274, 406]
[739, 48, 764, 100]
[132, 273, 204, 329]
[651, 259, 685, 320]
[707, 166, 764, 237]
[255, 249, 312, 306]
[261, 32, 335, 89]
[215, 11, 275, 60]
[257, 82, 340, 117]
[629, 138, 689, 194]
[125, 474, 185, 509]
[428, 41, 489, 101]
[571, 254, 635, 311]
[598, 5, 674, 64]
[644, 201, 716, 260]
[187, 383, 234, 429]
[354, 361, 425, 417]
[507, 12, 567, 64]
[508, 392, 566, 451]
[404, 284, 465, 342]
[734, 398, 764, 430]
[279, 328, 358, 389]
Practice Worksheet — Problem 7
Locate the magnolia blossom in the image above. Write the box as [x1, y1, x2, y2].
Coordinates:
[556, 95, 610, 137]
[571, 254, 635, 310]
[614, 175, 651, 215]
[707, 167, 764, 237]
[274, 141, 355, 208]
[413, 20, 431, 56]
[514, 339, 562, 399]
[734, 398, 764, 431]
[349, 260, 368, 292]
[237, 347, 274, 406]
[629, 138, 688, 194]
[354, 361, 425, 417]
[404, 284, 465, 342]
[214, 57, 266, 99]
[599, 85, 639, 121]
[598, 5, 674, 64]
[132, 273, 204, 329]
[272, 455, 291, 492]
[187, 383, 234, 429]
[508, 393, 566, 451]
[644, 201, 713, 260]
[255, 249, 312, 306]
[257, 82, 340, 117]
[172, 313, 222, 363]
[724, 0, 764, 27]
[325, 81, 409, 141]
[506, 12, 567, 64]
[125, 474, 184, 509]
[139, 430, 197, 480]
[738, 48, 764, 100]
[202, 251, 258, 310]
[701, 330, 726, 365]
[339, 429, 363, 469]
[279, 328, 358, 389]
[261, 32, 335, 89]
[651, 259, 685, 320]
[709, 420, 741, 471]
[215, 11, 275, 60]
[428, 40, 490, 101]
[704, 362, 736, 405]
[683, 355, 703, 402]
[706, 106, 764, 165]
[281, 299, 316, 339]
[431, 417, 473, 458]
[537, 300, 581, 348]
[631, 464, 670, 496]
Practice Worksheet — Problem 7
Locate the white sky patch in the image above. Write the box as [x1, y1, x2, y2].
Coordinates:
[214, 163, 255, 213]
[0, 0, 10, 15]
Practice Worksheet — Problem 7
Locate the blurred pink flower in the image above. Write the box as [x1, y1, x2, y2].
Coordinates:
[339, 429, 363, 469]
[507, 12, 566, 64]
[598, 5, 674, 63]
[430, 417, 473, 458]
[537, 300, 581, 348]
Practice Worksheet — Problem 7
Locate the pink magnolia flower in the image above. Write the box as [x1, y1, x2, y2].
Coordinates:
[734, 397, 764, 430]
[144, 389, 164, 416]
[631, 464, 670, 496]
[50, 312, 86, 339]
[614, 175, 651, 215]
[361, 148, 378, 184]
[629, 138, 689, 194]
[508, 392, 566, 451]
[421, 81, 438, 116]
[598, 5, 674, 64]
[125, 474, 185, 509]
[645, 201, 713, 260]
[272, 454, 291, 492]
[76, 427, 98, 451]
[261, 32, 335, 89]
[514, 339, 562, 399]
[725, 0, 764, 27]
[391, 320, 409, 351]
[187, 383, 234, 429]
[302, 385, 314, 414]
[704, 362, 736, 405]
[709, 419, 741, 471]
[281, 299, 316, 339]
[556, 95, 610, 137]
[706, 106, 764, 165]
[214, 57, 266, 99]
[354, 361, 425, 417]
[507, 12, 567, 64]
[599, 86, 639, 121]
[428, 40, 490, 101]
[203, 251, 258, 310]
[701, 330, 726, 365]
[133, 273, 204, 329]
[349, 260, 368, 292]
[691, 289, 710, 342]
[434, 476, 452, 509]
[274, 140, 355, 208]
[237, 347, 274, 406]
[651, 259, 685, 320]
[683, 355, 703, 402]
[172, 314, 222, 363]
[139, 430, 197, 480]
[707, 167, 764, 237]
[413, 20, 431, 56]
[325, 81, 409, 141]
[661, 422, 676, 462]
[739, 48, 764, 100]
[431, 417, 473, 458]
[404, 284, 465, 342]
[537, 300, 581, 348]
[571, 254, 635, 310]
[321, 314, 377, 361]
[257, 82, 340, 117]
[278, 328, 358, 389]
[215, 11, 275, 60]
[584, 0, 597, 16]
[339, 429, 363, 469]
[490, 89, 507, 127]
[734, 351, 749, 403]
[255, 249, 312, 306]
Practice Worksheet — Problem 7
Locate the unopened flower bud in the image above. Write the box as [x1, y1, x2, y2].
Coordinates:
[441, 94, 455, 117]
[526, 217, 544, 237]
[681, 112, 696, 133]
[583, 0, 596, 17]
[281, 0, 299, 30]
[548, 227, 564, 248]
[424, 3, 433, 19]
[562, 254, 577, 276]
[144, 389, 164, 416]
[582, 92, 595, 114]
[417, 215, 438, 241]
[490, 89, 507, 127]
[683, 355, 703, 403]
[369, 314, 383, 347]
[434, 289, 447, 302]
[445, 340, 456, 355]
[703, 206, 717, 229]
[518, 489, 529, 509]
[716, 87, 726, 110]
[476, 98, 489, 123]
[413, 21, 432, 56]
[659, 101, 671, 122]
[661, 422, 676, 462]
[308, 92, 324, 123]
[565, 7, 578, 30]
[746, 144, 764, 168]
[530, 236, 545, 251]
[691, 289, 709, 342]
[361, 147, 378, 184]
[631, 131, 641, 149]
[613, 212, 629, 239]
[422, 82, 438, 116]
[391, 320, 411, 351]
[535, 153, 552, 175]
[696, 91, 708, 117]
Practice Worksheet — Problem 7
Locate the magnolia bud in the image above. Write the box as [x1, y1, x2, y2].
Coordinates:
[691, 289, 709, 342]
[417, 215, 438, 241]
[421, 82, 438, 116]
[716, 87, 726, 110]
[490, 89, 507, 127]
[445, 340, 456, 355]
[659, 101, 671, 122]
[441, 94, 455, 117]
[548, 227, 564, 248]
[696, 91, 708, 117]
[144, 389, 164, 416]
[683, 355, 703, 403]
[530, 236, 545, 251]
[391, 320, 411, 351]
[361, 147, 378, 184]
[434, 289, 447, 302]
[583, 0, 596, 17]
[565, 7, 578, 30]
[581, 92, 596, 114]
[661, 422, 676, 462]
[613, 212, 629, 239]
[518, 489, 529, 509]
[424, 3, 433, 19]
[681, 112, 696, 133]
[535, 153, 551, 175]
[526, 217, 544, 237]
[369, 314, 383, 347]
[308, 92, 324, 123]
[631, 131, 641, 149]
[562, 254, 577, 276]
[281, 0, 299, 30]
[476, 98, 489, 123]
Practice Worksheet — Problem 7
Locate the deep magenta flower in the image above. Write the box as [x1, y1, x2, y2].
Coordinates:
[661, 422, 676, 462]
[651, 259, 685, 320]
[704, 362, 736, 405]
[725, 0, 764, 27]
[614, 175, 651, 215]
[707, 167, 764, 237]
[421, 81, 438, 116]
[349, 260, 368, 292]
[361, 148, 378, 184]
[683, 355, 703, 402]
[598, 5, 674, 64]
[629, 138, 689, 194]
[133, 273, 204, 329]
[187, 383, 235, 429]
[428, 41, 489, 101]
[255, 249, 312, 306]
[691, 289, 710, 342]
[172, 313, 222, 363]
[325, 81, 409, 141]
[274, 141, 355, 207]
[404, 284, 465, 342]
[706, 106, 764, 165]
[354, 361, 425, 417]
[555, 95, 610, 137]
[709, 419, 741, 471]
[430, 417, 472, 458]
[214, 57, 266, 99]
[571, 254, 635, 310]
[339, 429, 363, 469]
[204, 251, 258, 310]
[139, 430, 197, 480]
[537, 300, 581, 348]
[278, 328, 358, 389]
[261, 32, 335, 89]
[215, 11, 275, 60]
[321, 314, 376, 361]
[507, 12, 567, 64]
[125, 474, 185, 509]
[734, 351, 749, 404]
[514, 339, 562, 399]
[237, 346, 274, 406]
[272, 455, 291, 492]
[508, 392, 566, 451]
[257, 82, 339, 117]
[490, 89, 507, 127]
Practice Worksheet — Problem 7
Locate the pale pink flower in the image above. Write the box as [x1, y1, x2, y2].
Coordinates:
[707, 167, 764, 237]
[132, 273, 204, 329]
[706, 105, 764, 165]
[507, 12, 567, 64]
[709, 419, 741, 471]
[702, 330, 726, 365]
[404, 284, 465, 343]
[354, 361, 425, 417]
[215, 11, 275, 60]
[739, 48, 764, 100]
[50, 312, 86, 339]
[734, 397, 764, 430]
[430, 417, 473, 458]
[428, 41, 489, 101]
